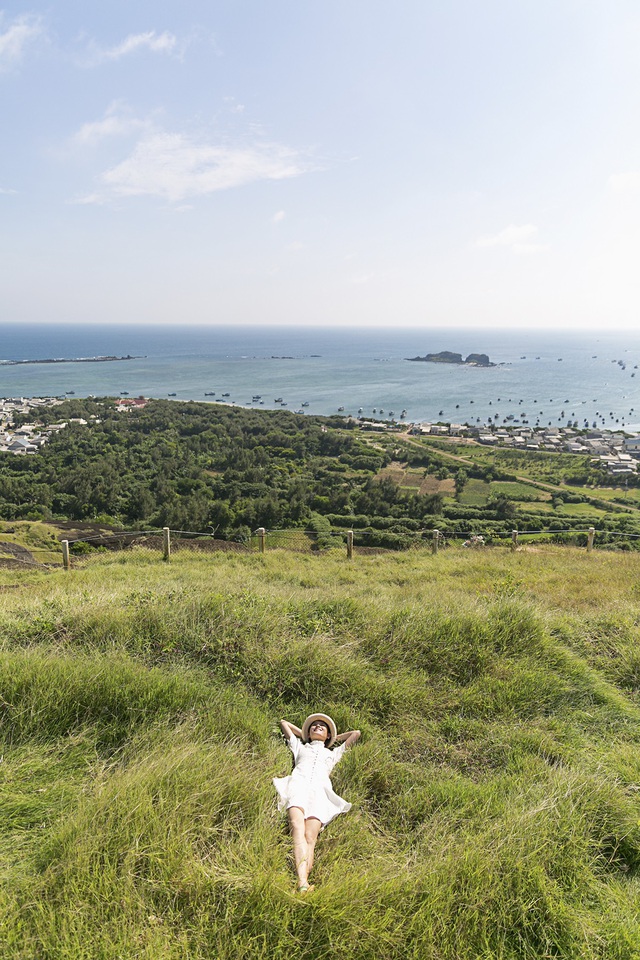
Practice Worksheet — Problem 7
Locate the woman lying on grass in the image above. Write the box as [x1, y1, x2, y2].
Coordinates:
[274, 713, 361, 893]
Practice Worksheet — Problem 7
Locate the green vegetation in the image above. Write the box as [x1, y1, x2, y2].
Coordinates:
[0, 546, 640, 958]
[2, 400, 445, 542]
[3, 399, 640, 551]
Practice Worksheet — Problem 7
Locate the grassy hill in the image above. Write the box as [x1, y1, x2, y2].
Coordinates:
[1, 545, 640, 958]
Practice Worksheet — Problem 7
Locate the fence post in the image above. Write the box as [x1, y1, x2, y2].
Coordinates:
[587, 527, 595, 553]
[511, 530, 518, 552]
[346, 529, 354, 560]
[163, 527, 171, 561]
[432, 529, 440, 555]
[257, 527, 266, 554]
[61, 539, 70, 570]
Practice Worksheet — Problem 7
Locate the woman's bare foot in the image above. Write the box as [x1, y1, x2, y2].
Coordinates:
[297, 883, 315, 894]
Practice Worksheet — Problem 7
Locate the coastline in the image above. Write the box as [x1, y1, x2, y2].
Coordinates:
[1, 325, 639, 431]
[0, 355, 144, 366]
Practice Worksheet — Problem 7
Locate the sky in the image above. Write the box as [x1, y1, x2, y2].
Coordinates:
[2, 1, 640, 331]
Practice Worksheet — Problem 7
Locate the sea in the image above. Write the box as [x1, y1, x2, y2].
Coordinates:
[2, 323, 640, 433]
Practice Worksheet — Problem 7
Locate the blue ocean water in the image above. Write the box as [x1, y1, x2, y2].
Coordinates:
[2, 323, 640, 432]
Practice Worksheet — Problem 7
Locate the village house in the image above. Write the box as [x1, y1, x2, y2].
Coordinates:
[624, 436, 640, 457]
[115, 397, 148, 412]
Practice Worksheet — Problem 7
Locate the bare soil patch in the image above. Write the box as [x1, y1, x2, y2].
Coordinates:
[377, 462, 455, 496]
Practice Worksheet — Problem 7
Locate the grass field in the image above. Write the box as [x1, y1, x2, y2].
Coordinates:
[0, 545, 640, 958]
[0, 521, 64, 567]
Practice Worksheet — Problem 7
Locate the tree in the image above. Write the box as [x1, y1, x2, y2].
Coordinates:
[490, 493, 517, 520]
[454, 469, 468, 498]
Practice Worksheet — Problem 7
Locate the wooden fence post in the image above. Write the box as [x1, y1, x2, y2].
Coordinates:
[257, 527, 266, 554]
[346, 529, 354, 560]
[511, 530, 518, 552]
[62, 540, 70, 570]
[162, 527, 171, 561]
[587, 527, 595, 553]
[432, 529, 440, 555]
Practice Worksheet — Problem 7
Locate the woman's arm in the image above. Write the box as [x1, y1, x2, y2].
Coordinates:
[280, 719, 303, 740]
[335, 730, 361, 750]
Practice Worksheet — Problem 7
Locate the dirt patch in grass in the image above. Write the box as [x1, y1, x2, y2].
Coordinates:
[378, 463, 455, 496]
[420, 476, 455, 495]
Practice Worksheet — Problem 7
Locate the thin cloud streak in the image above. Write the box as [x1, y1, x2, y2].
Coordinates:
[93, 132, 315, 203]
[476, 224, 539, 249]
[73, 102, 147, 145]
[84, 30, 180, 66]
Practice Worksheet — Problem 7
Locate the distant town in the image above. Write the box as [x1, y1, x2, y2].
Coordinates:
[0, 398, 88, 454]
[1, 396, 639, 476]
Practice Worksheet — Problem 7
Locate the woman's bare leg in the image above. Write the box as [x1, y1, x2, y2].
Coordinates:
[304, 817, 323, 878]
[287, 807, 310, 887]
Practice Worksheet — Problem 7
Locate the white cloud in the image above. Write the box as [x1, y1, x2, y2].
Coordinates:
[0, 186, 17, 195]
[476, 223, 538, 249]
[0, 13, 43, 70]
[224, 97, 245, 114]
[272, 210, 286, 223]
[73, 102, 147, 145]
[87, 30, 179, 65]
[72, 192, 107, 206]
[93, 132, 312, 203]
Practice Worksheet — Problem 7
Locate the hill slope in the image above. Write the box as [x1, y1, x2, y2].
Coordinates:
[1, 546, 640, 959]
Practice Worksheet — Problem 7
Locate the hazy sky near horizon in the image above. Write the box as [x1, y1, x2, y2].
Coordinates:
[2, 1, 640, 331]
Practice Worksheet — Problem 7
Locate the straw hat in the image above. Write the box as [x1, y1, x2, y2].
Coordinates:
[302, 713, 337, 747]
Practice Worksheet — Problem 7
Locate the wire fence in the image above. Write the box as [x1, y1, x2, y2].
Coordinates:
[5, 522, 640, 574]
[64, 528, 250, 569]
[245, 527, 604, 555]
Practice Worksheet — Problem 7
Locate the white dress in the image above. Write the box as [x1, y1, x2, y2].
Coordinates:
[273, 736, 351, 825]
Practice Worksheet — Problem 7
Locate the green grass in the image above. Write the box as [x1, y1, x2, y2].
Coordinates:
[557, 502, 609, 518]
[0, 520, 64, 567]
[1, 546, 640, 958]
[585, 486, 640, 505]
[490, 481, 551, 501]
[459, 479, 492, 505]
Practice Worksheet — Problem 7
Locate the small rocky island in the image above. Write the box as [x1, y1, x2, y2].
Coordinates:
[0, 355, 144, 366]
[405, 351, 494, 367]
